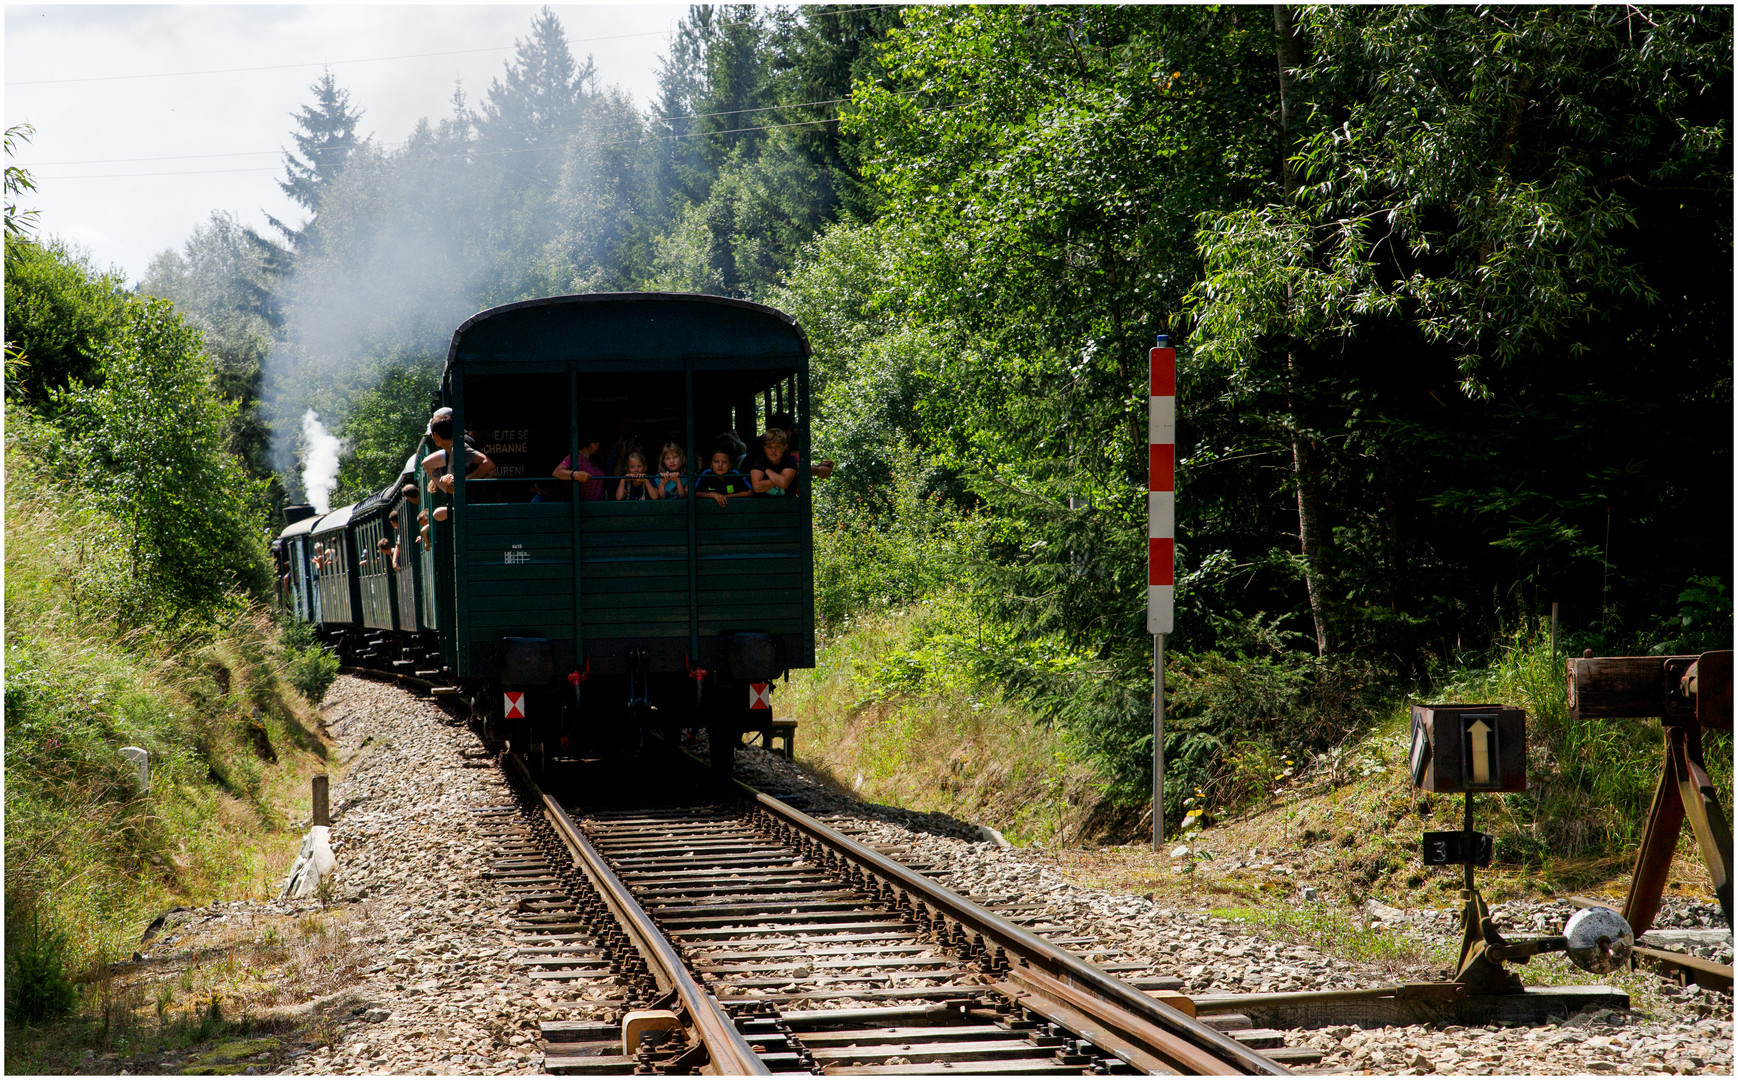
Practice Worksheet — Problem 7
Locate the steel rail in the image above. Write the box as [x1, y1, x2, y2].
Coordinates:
[504, 754, 771, 1076]
[337, 663, 436, 693]
[735, 779, 1288, 1076]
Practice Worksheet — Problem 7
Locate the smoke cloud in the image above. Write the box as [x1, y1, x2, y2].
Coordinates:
[301, 410, 343, 513]
[254, 43, 645, 496]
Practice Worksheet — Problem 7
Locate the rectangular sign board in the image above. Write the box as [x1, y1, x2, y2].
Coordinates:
[1409, 703, 1526, 793]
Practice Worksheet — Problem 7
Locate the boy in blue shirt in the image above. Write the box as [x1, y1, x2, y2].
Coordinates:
[694, 442, 753, 508]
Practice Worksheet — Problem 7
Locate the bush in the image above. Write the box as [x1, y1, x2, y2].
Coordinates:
[812, 444, 978, 629]
[3, 233, 130, 404]
[279, 619, 338, 703]
[50, 299, 271, 629]
[5, 904, 77, 1025]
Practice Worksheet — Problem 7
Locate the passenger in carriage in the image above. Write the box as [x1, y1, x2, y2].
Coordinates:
[422, 408, 497, 494]
[554, 431, 607, 501]
[716, 430, 748, 472]
[695, 440, 754, 508]
[615, 450, 659, 501]
[748, 427, 799, 497]
[757, 411, 835, 480]
[657, 443, 689, 499]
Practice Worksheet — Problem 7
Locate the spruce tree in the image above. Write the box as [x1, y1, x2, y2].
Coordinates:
[277, 69, 364, 215]
[478, 7, 595, 187]
[247, 68, 365, 292]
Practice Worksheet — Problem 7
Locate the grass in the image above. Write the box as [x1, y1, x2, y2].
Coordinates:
[5, 419, 334, 1064]
[785, 598, 1115, 845]
[785, 594, 1731, 911]
[1207, 903, 1441, 966]
[3, 907, 367, 1075]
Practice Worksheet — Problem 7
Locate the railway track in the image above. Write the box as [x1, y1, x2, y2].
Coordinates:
[483, 741, 1290, 1076]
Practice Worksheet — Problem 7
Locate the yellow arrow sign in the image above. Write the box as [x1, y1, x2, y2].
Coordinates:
[1468, 718, 1493, 785]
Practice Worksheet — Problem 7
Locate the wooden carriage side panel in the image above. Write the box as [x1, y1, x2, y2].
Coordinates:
[695, 498, 809, 640]
[461, 504, 576, 673]
[578, 502, 691, 640]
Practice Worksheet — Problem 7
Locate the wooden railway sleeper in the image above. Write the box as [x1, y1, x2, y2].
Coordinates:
[723, 812, 1134, 1074]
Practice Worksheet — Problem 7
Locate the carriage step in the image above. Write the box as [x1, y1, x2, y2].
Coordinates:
[391, 660, 416, 668]
[430, 686, 464, 697]
[415, 670, 443, 678]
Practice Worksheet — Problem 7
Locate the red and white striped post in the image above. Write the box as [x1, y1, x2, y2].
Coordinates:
[1148, 335, 1176, 853]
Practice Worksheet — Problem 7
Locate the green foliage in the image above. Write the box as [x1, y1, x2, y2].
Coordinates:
[5, 420, 322, 980]
[785, 601, 1107, 847]
[51, 299, 271, 629]
[264, 68, 365, 254]
[332, 361, 438, 505]
[5, 905, 77, 1025]
[278, 618, 339, 704]
[1184, 4, 1732, 662]
[1168, 646, 1380, 816]
[477, 6, 596, 190]
[5, 122, 40, 239]
[139, 212, 278, 479]
[3, 234, 131, 404]
[1653, 576, 1733, 656]
[812, 444, 978, 628]
[1427, 620, 1731, 861]
[797, 4, 1733, 802]
[1208, 904, 1423, 965]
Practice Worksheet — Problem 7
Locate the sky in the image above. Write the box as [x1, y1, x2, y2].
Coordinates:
[5, 4, 689, 284]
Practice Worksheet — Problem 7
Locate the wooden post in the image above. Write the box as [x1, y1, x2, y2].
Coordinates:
[1549, 602, 1559, 659]
[312, 775, 330, 828]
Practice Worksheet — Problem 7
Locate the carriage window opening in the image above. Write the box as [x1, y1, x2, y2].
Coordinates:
[461, 370, 690, 502]
[691, 366, 804, 497]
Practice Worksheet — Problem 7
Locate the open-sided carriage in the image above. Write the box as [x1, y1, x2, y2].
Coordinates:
[276, 293, 818, 774]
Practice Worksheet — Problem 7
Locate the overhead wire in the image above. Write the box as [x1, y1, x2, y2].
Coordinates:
[20, 3, 907, 175]
[34, 93, 965, 182]
[25, 92, 885, 168]
[5, 6, 891, 87]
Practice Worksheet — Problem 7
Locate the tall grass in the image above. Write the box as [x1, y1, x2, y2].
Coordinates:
[785, 599, 1109, 845]
[5, 419, 328, 1016]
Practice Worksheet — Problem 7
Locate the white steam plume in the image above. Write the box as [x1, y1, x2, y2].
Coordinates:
[301, 410, 343, 513]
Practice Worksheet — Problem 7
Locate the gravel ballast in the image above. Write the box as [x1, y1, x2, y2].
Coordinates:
[735, 741, 1735, 1076]
[129, 677, 1734, 1075]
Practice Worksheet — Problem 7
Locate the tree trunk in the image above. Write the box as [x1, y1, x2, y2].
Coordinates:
[1275, 5, 1337, 656]
[1286, 347, 1336, 656]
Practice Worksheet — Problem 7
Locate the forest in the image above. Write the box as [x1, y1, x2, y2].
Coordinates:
[7, 4, 1732, 824]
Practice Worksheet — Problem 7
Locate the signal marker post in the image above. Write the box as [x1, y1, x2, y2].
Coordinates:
[1149, 336, 1176, 852]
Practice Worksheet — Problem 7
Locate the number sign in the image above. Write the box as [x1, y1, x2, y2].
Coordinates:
[1422, 830, 1495, 867]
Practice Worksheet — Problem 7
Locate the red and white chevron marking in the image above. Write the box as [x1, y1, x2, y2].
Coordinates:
[1148, 344, 1175, 634]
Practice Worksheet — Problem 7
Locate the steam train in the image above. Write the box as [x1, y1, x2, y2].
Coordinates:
[271, 293, 816, 773]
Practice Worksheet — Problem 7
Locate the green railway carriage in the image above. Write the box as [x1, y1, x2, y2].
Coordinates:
[277, 507, 321, 624]
[280, 293, 819, 774]
[310, 506, 359, 628]
[352, 481, 400, 633]
[389, 456, 420, 634]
